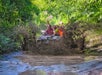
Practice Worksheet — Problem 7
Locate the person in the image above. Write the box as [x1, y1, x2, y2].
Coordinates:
[53, 25, 60, 36]
[52, 25, 63, 40]
[38, 24, 54, 41]
[53, 25, 64, 37]
[44, 24, 54, 36]
[58, 26, 64, 37]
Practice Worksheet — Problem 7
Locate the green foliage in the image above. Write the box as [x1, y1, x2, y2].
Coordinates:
[0, 0, 40, 29]
[0, 0, 40, 53]
[0, 0, 102, 54]
[84, 49, 93, 55]
[84, 48, 101, 56]
[32, 0, 102, 25]
[0, 0, 101, 26]
[0, 34, 18, 54]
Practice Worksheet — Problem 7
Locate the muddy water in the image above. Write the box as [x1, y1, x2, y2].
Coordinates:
[0, 51, 102, 75]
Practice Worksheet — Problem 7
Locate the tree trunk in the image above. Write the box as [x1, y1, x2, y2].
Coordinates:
[81, 36, 86, 50]
[22, 37, 28, 51]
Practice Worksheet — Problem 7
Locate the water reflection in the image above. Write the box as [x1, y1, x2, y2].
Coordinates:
[19, 69, 77, 75]
[0, 52, 31, 75]
[35, 70, 77, 75]
[0, 52, 102, 75]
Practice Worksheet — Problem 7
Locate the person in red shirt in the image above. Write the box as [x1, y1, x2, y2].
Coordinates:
[44, 24, 54, 36]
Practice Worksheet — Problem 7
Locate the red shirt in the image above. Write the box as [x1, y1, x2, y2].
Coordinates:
[45, 28, 53, 35]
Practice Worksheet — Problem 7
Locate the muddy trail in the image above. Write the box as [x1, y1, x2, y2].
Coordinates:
[0, 51, 102, 75]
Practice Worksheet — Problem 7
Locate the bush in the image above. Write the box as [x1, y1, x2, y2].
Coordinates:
[14, 22, 38, 51]
[0, 34, 18, 54]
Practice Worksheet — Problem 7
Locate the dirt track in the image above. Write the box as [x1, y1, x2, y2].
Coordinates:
[17, 55, 83, 75]
[16, 54, 102, 75]
[16, 55, 84, 66]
